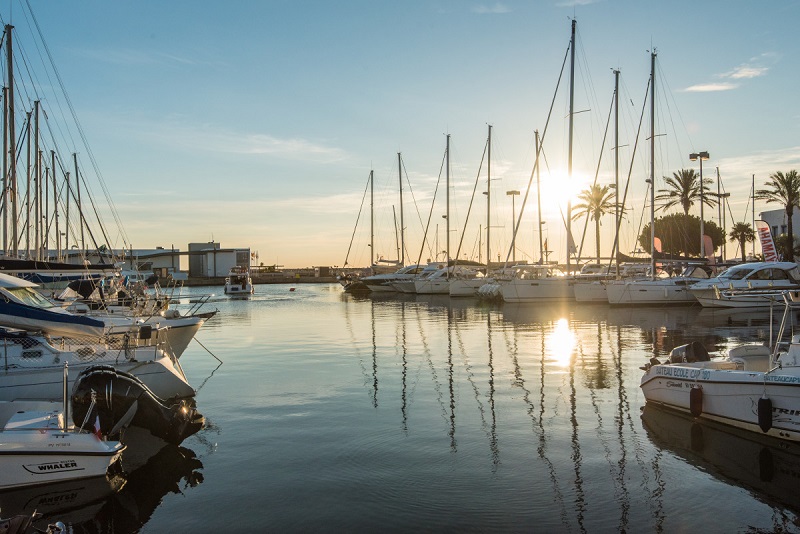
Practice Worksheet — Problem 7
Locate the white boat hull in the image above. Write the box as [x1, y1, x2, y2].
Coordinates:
[448, 279, 485, 297]
[573, 281, 608, 303]
[605, 279, 697, 305]
[414, 279, 450, 295]
[0, 401, 124, 489]
[499, 278, 574, 303]
[641, 363, 800, 441]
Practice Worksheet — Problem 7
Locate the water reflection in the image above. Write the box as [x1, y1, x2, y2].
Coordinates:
[642, 404, 800, 519]
[0, 433, 204, 533]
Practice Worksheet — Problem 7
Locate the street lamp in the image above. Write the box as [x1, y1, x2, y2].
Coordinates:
[507, 190, 520, 262]
[690, 151, 710, 258]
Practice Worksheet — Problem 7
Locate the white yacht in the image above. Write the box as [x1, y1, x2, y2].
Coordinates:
[498, 265, 574, 303]
[688, 261, 800, 307]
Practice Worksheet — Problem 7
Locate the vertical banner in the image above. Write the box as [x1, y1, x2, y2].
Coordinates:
[754, 220, 779, 261]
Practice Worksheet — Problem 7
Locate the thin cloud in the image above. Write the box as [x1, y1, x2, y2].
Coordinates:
[556, 0, 601, 6]
[684, 82, 738, 92]
[472, 3, 511, 14]
[723, 64, 768, 80]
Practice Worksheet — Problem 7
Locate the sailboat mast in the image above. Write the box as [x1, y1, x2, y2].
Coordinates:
[535, 130, 543, 263]
[52, 150, 60, 261]
[370, 169, 374, 268]
[446, 134, 450, 276]
[74, 153, 85, 253]
[752, 174, 756, 258]
[2, 86, 7, 255]
[613, 69, 620, 275]
[25, 110, 31, 258]
[398, 152, 404, 265]
[34, 101, 40, 260]
[6, 24, 18, 257]
[487, 125, 491, 269]
[649, 51, 657, 279]
[566, 18, 576, 273]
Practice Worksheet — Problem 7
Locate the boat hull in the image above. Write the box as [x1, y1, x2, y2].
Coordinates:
[499, 278, 574, 303]
[641, 363, 800, 441]
[0, 355, 194, 402]
[606, 280, 697, 306]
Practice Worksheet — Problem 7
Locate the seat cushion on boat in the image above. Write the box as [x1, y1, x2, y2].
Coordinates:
[4, 409, 62, 430]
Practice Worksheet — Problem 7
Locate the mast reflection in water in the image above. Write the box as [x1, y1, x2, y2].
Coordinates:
[2, 284, 795, 531]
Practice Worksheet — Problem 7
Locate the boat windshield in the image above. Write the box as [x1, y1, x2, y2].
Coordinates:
[718, 267, 753, 281]
[5, 287, 57, 309]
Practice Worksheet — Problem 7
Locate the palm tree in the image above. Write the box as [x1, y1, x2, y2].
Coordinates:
[572, 184, 619, 261]
[655, 168, 717, 215]
[728, 222, 755, 262]
[755, 170, 800, 261]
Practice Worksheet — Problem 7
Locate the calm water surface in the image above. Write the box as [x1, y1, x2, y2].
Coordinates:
[3, 283, 800, 532]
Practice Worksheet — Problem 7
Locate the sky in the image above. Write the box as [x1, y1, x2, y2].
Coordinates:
[1, 0, 799, 268]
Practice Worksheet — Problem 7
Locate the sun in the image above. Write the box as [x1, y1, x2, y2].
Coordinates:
[539, 170, 591, 218]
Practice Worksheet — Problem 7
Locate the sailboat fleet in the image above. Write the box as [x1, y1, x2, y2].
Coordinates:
[336, 19, 800, 445]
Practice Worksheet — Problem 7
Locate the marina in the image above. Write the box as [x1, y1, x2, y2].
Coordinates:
[2, 282, 799, 531]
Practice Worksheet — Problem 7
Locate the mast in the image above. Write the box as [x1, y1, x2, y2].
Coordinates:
[446, 134, 450, 277]
[51, 150, 60, 261]
[34, 101, 40, 260]
[6, 24, 18, 257]
[752, 174, 756, 259]
[566, 18, 576, 273]
[398, 152, 404, 265]
[74, 153, 85, 253]
[370, 169, 374, 268]
[25, 110, 30, 258]
[2, 86, 7, 254]
[535, 130, 543, 263]
[649, 51, 657, 279]
[613, 69, 620, 276]
[486, 125, 491, 269]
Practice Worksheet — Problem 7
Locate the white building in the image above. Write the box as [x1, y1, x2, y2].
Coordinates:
[758, 207, 800, 240]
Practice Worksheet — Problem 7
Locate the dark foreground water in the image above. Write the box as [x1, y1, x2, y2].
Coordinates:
[3, 284, 800, 532]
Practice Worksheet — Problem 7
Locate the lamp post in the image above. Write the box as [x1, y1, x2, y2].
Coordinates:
[507, 190, 520, 262]
[690, 151, 710, 258]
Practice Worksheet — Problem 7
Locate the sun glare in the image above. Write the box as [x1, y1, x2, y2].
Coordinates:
[539, 170, 590, 217]
[545, 318, 576, 368]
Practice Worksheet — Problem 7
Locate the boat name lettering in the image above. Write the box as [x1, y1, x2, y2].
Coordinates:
[773, 407, 800, 416]
[35, 460, 78, 471]
[657, 367, 708, 380]
[765, 375, 800, 384]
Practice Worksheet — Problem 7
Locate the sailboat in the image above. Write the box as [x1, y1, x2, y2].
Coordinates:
[499, 20, 579, 303]
[605, 51, 704, 306]
[450, 125, 493, 297]
[415, 135, 453, 295]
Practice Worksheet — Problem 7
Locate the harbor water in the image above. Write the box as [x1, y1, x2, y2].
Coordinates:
[3, 283, 800, 532]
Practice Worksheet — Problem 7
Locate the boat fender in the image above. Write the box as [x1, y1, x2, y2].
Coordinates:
[758, 396, 773, 433]
[689, 386, 703, 417]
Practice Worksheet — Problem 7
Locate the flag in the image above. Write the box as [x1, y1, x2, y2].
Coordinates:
[94, 415, 103, 440]
[755, 220, 779, 262]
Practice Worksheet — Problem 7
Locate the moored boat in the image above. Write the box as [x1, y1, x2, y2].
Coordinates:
[640, 292, 800, 442]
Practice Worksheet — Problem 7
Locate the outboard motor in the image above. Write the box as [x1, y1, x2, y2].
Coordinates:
[669, 341, 710, 364]
[71, 365, 204, 445]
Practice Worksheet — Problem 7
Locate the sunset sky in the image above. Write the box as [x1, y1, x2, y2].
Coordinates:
[3, 1, 799, 267]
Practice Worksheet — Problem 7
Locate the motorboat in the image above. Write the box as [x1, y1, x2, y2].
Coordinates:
[0, 326, 196, 402]
[362, 264, 426, 293]
[0, 396, 124, 490]
[604, 265, 708, 306]
[640, 292, 800, 442]
[0, 273, 210, 358]
[498, 265, 574, 303]
[223, 266, 254, 295]
[448, 268, 487, 297]
[389, 262, 445, 294]
[688, 261, 800, 308]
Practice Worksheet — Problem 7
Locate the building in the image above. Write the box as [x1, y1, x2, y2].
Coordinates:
[188, 242, 251, 278]
[758, 207, 800, 241]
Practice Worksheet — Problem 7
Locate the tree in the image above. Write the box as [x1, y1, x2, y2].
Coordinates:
[655, 168, 717, 215]
[755, 170, 800, 262]
[728, 222, 755, 262]
[637, 213, 724, 257]
[571, 184, 619, 261]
